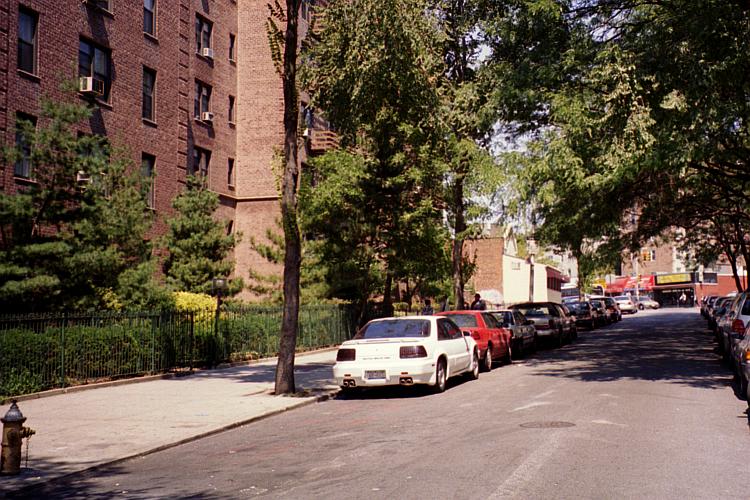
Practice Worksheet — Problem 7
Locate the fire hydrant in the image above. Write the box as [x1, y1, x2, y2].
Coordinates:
[1, 400, 34, 475]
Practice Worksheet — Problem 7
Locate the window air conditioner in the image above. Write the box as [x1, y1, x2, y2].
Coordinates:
[76, 171, 92, 184]
[79, 76, 104, 96]
[201, 111, 215, 122]
[201, 47, 214, 59]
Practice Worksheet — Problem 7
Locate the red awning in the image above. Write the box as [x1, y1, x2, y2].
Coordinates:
[605, 275, 654, 294]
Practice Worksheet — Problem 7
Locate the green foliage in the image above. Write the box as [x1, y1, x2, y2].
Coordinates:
[0, 94, 159, 312]
[162, 176, 243, 296]
[302, 0, 451, 309]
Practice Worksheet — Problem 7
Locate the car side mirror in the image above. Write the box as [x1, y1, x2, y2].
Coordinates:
[463, 331, 471, 337]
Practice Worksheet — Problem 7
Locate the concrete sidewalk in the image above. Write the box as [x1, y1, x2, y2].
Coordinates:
[0, 350, 339, 495]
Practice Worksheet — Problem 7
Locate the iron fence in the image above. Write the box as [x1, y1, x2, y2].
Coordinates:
[0, 304, 357, 398]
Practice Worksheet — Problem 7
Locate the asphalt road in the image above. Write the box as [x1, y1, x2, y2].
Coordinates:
[13, 309, 749, 499]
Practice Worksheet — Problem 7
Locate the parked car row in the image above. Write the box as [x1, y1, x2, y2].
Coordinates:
[701, 293, 750, 406]
[563, 296, 623, 328]
[332, 301, 592, 393]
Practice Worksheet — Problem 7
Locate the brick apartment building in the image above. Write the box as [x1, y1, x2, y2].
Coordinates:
[1, 0, 331, 299]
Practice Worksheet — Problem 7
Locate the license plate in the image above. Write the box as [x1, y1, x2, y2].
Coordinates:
[364, 370, 386, 380]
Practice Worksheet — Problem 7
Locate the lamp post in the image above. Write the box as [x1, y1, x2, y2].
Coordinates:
[528, 237, 537, 302]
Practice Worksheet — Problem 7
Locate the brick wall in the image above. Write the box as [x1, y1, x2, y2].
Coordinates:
[1, 0, 290, 301]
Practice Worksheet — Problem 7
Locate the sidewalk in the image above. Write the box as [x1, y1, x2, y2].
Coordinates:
[0, 350, 339, 495]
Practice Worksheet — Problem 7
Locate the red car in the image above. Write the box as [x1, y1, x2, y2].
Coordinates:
[436, 311, 512, 371]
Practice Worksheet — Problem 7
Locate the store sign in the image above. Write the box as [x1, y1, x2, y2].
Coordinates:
[654, 273, 692, 285]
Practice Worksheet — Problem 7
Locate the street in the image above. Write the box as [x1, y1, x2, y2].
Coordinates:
[12, 309, 749, 499]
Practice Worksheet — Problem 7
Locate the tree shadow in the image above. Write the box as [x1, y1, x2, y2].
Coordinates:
[524, 311, 735, 391]
[3, 458, 232, 499]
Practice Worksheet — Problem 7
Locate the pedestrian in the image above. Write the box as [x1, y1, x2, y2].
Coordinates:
[421, 299, 434, 315]
[679, 292, 686, 307]
[471, 293, 485, 310]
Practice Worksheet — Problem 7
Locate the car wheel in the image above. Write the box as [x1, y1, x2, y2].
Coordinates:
[555, 331, 563, 348]
[504, 344, 512, 364]
[433, 358, 447, 393]
[483, 346, 493, 372]
[639, 304, 644, 310]
[468, 350, 480, 380]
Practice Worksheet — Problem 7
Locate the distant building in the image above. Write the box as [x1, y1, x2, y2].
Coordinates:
[464, 226, 567, 307]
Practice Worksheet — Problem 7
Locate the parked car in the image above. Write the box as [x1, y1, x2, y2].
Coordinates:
[333, 316, 479, 392]
[603, 297, 622, 321]
[636, 296, 660, 310]
[614, 295, 638, 314]
[437, 311, 512, 371]
[709, 296, 732, 332]
[510, 302, 577, 347]
[719, 292, 750, 365]
[732, 324, 750, 406]
[701, 295, 717, 318]
[566, 300, 596, 329]
[487, 309, 537, 358]
[589, 298, 610, 326]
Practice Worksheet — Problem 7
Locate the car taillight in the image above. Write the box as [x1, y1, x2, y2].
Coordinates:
[732, 319, 745, 334]
[336, 348, 356, 361]
[400, 346, 428, 358]
[744, 350, 750, 362]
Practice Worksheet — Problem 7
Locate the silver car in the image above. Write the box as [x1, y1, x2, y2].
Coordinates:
[614, 295, 638, 314]
[487, 309, 537, 358]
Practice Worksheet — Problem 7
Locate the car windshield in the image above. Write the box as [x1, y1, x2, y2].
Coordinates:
[568, 302, 589, 311]
[354, 319, 431, 339]
[517, 305, 554, 316]
[445, 314, 478, 328]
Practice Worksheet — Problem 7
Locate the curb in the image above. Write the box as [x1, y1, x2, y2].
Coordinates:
[1, 346, 341, 406]
[3, 388, 340, 498]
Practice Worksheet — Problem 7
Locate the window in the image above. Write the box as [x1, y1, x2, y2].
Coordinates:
[227, 158, 235, 187]
[226, 220, 234, 236]
[228, 95, 235, 123]
[192, 147, 210, 177]
[17, 7, 38, 74]
[78, 38, 112, 101]
[142, 67, 156, 121]
[195, 15, 212, 51]
[229, 34, 236, 61]
[14, 113, 36, 178]
[194, 80, 211, 118]
[141, 153, 155, 209]
[143, 0, 155, 36]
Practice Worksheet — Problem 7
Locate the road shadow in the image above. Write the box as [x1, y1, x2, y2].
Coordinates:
[162, 362, 336, 391]
[3, 459, 231, 499]
[523, 310, 735, 391]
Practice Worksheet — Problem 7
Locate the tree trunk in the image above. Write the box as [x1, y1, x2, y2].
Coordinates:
[383, 269, 394, 317]
[452, 176, 466, 309]
[275, 0, 301, 395]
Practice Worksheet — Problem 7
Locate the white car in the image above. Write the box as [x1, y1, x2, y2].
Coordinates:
[614, 295, 638, 314]
[333, 316, 479, 393]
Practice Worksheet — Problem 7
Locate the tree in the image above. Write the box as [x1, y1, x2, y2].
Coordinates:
[0, 95, 160, 312]
[162, 176, 242, 295]
[302, 0, 446, 317]
[266, 0, 303, 394]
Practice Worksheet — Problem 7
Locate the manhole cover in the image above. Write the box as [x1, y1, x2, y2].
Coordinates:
[519, 421, 576, 429]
